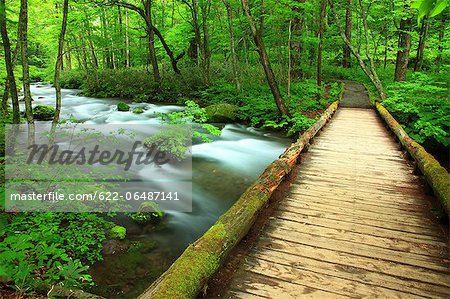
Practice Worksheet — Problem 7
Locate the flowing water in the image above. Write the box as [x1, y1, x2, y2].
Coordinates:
[28, 83, 291, 298]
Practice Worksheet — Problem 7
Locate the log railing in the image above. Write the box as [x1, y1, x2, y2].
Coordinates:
[376, 102, 450, 215]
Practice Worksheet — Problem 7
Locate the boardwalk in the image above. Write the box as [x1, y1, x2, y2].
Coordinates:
[222, 107, 450, 298]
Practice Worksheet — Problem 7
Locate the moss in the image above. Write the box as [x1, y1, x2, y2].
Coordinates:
[108, 226, 126, 240]
[117, 102, 130, 111]
[204, 103, 239, 123]
[132, 107, 144, 114]
[32, 105, 55, 120]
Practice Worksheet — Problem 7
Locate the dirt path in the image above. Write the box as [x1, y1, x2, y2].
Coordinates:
[340, 80, 371, 108]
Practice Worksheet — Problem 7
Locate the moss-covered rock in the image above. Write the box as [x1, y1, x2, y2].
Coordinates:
[32, 105, 55, 120]
[129, 202, 164, 224]
[108, 225, 126, 240]
[204, 103, 239, 123]
[132, 107, 144, 114]
[117, 102, 130, 111]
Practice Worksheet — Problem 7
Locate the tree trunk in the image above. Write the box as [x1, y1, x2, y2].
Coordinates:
[200, 0, 211, 84]
[19, 0, 35, 145]
[125, 9, 130, 67]
[0, 0, 20, 123]
[394, 17, 411, 81]
[287, 19, 292, 104]
[317, 0, 326, 86]
[144, 0, 161, 83]
[223, 0, 240, 92]
[66, 47, 72, 70]
[241, 0, 291, 117]
[85, 17, 99, 69]
[414, 16, 429, 72]
[53, 0, 69, 125]
[342, 0, 352, 68]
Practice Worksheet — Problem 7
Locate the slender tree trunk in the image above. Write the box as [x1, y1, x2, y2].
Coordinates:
[85, 17, 99, 69]
[19, 0, 35, 145]
[317, 0, 326, 86]
[66, 47, 72, 70]
[223, 0, 240, 92]
[342, 0, 352, 68]
[0, 0, 20, 123]
[125, 9, 130, 67]
[287, 19, 292, 104]
[144, 0, 160, 83]
[394, 17, 412, 81]
[241, 0, 291, 117]
[414, 16, 429, 72]
[53, 0, 69, 125]
[200, 0, 211, 84]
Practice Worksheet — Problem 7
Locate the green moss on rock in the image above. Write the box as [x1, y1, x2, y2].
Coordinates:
[33, 105, 55, 120]
[117, 102, 130, 111]
[130, 202, 164, 224]
[132, 107, 144, 114]
[108, 225, 127, 240]
[204, 103, 239, 123]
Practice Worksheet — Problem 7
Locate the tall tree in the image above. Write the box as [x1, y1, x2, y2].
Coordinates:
[414, 16, 429, 71]
[53, 0, 69, 125]
[0, 0, 20, 123]
[241, 0, 291, 117]
[19, 0, 35, 145]
[223, 0, 240, 92]
[317, 0, 327, 86]
[342, 0, 352, 68]
[394, 10, 412, 81]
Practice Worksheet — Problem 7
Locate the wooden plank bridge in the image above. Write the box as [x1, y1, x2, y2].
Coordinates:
[223, 107, 450, 298]
[141, 82, 449, 299]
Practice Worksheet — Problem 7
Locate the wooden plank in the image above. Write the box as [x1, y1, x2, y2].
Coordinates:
[228, 271, 347, 299]
[258, 237, 450, 290]
[275, 208, 446, 243]
[245, 253, 446, 298]
[289, 188, 429, 212]
[264, 226, 448, 272]
[289, 183, 430, 206]
[282, 196, 437, 227]
[269, 216, 446, 257]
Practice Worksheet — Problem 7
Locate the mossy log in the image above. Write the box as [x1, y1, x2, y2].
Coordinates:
[138, 101, 339, 299]
[376, 102, 450, 215]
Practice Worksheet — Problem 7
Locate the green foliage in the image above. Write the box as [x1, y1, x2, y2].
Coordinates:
[412, 0, 448, 24]
[0, 213, 112, 291]
[129, 202, 164, 224]
[59, 70, 85, 89]
[383, 72, 450, 147]
[144, 125, 192, 160]
[108, 226, 127, 240]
